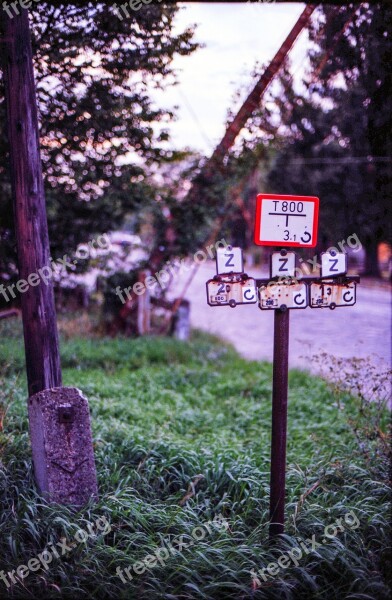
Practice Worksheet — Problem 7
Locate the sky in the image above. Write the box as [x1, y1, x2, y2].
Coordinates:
[153, 2, 308, 156]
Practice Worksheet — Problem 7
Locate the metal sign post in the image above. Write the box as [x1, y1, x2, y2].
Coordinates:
[257, 194, 318, 538]
[205, 194, 360, 539]
[270, 307, 289, 537]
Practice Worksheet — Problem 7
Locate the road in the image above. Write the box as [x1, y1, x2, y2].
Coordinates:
[169, 261, 391, 379]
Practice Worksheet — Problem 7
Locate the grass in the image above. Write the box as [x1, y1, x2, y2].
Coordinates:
[0, 315, 390, 599]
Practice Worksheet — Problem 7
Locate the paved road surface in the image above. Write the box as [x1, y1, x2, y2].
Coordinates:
[169, 262, 391, 376]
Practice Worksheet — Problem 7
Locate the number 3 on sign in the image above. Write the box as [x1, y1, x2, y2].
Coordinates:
[254, 194, 319, 248]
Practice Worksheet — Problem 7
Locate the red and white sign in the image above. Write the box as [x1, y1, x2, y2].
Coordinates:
[254, 194, 319, 248]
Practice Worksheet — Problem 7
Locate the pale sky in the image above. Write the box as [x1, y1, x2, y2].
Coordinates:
[154, 2, 308, 156]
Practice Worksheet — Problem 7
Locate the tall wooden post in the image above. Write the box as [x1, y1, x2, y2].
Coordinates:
[0, 8, 62, 397]
[1, 8, 98, 505]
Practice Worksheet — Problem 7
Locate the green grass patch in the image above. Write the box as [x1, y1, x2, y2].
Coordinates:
[0, 317, 390, 599]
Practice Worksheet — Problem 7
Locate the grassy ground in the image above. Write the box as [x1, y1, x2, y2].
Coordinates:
[0, 316, 390, 600]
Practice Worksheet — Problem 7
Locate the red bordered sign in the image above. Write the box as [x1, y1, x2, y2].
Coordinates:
[254, 194, 319, 248]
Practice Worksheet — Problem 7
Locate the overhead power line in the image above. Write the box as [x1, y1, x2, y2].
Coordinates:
[283, 157, 392, 165]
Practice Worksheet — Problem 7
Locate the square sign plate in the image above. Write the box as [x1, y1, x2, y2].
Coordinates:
[320, 252, 347, 278]
[216, 246, 243, 275]
[310, 282, 356, 309]
[207, 278, 257, 307]
[254, 194, 319, 248]
[258, 281, 308, 310]
[270, 251, 297, 278]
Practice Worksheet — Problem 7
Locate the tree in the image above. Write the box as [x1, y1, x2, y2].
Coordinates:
[266, 4, 391, 275]
[0, 1, 198, 295]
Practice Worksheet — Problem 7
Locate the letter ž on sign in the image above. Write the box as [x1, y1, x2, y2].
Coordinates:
[270, 251, 297, 278]
[216, 246, 243, 275]
[320, 252, 347, 277]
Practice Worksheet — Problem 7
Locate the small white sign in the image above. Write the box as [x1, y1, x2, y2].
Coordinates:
[242, 280, 257, 303]
[310, 282, 356, 309]
[216, 246, 243, 275]
[271, 251, 297, 278]
[254, 194, 319, 248]
[207, 278, 257, 307]
[258, 281, 308, 310]
[320, 252, 347, 278]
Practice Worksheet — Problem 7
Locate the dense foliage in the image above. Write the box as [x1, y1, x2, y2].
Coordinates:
[0, 1, 198, 285]
[266, 4, 391, 274]
[210, 4, 392, 274]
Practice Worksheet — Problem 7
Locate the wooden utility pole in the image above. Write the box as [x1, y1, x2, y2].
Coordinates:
[0, 7, 62, 397]
[1, 8, 98, 505]
[206, 4, 316, 174]
[188, 4, 316, 192]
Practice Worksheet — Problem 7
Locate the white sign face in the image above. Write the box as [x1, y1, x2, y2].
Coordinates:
[258, 281, 308, 310]
[216, 247, 243, 275]
[310, 282, 356, 309]
[320, 252, 347, 278]
[207, 278, 257, 307]
[254, 195, 319, 248]
[271, 251, 297, 278]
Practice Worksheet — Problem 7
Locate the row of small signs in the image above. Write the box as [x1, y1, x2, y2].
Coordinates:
[207, 277, 357, 310]
[207, 246, 357, 310]
[217, 247, 349, 280]
[271, 250, 348, 278]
